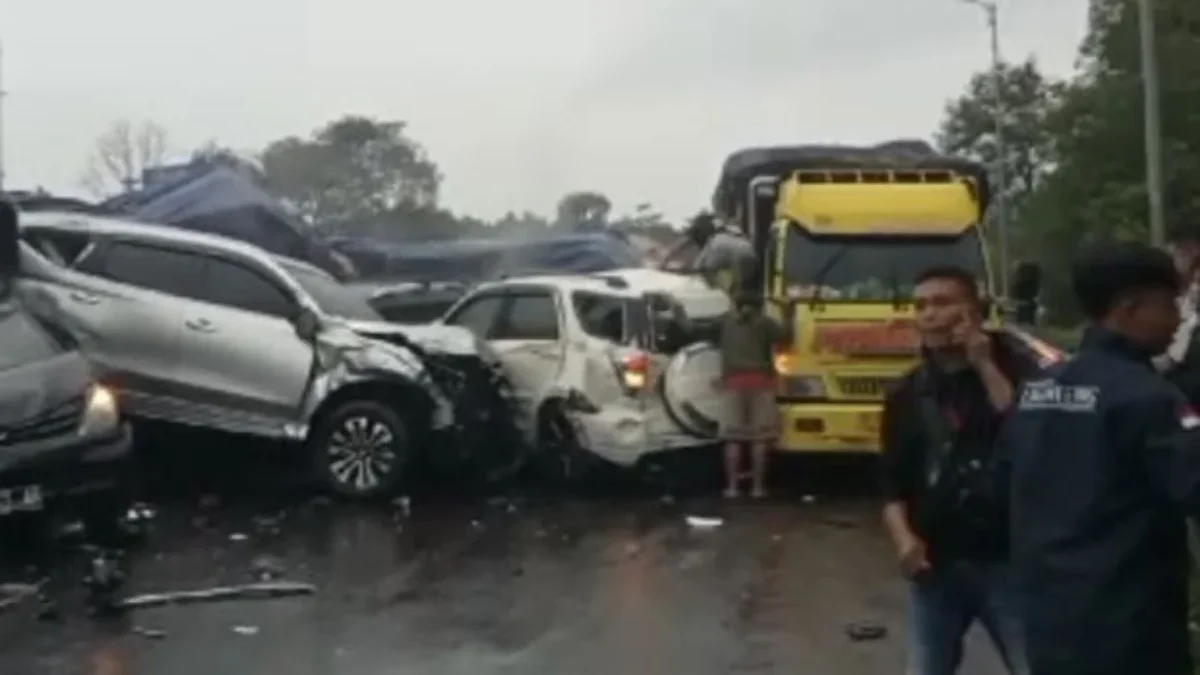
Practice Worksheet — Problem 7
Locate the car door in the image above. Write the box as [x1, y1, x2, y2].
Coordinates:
[32, 239, 200, 414]
[444, 289, 564, 422]
[173, 255, 315, 434]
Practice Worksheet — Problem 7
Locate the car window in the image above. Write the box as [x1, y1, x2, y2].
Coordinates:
[0, 305, 68, 372]
[493, 292, 559, 341]
[88, 242, 207, 298]
[283, 264, 380, 321]
[198, 258, 295, 318]
[444, 295, 505, 337]
[571, 292, 628, 344]
[22, 230, 93, 267]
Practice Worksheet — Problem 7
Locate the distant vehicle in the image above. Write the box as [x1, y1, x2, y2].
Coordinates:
[434, 267, 730, 482]
[15, 212, 521, 498]
[0, 202, 133, 531]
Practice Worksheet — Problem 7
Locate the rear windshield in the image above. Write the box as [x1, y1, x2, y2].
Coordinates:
[571, 292, 639, 344]
[0, 304, 69, 372]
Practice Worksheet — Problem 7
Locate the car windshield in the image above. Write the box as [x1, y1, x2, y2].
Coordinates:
[0, 304, 68, 372]
[779, 228, 987, 301]
[284, 264, 382, 321]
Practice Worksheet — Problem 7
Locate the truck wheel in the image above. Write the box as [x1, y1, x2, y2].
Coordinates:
[309, 400, 412, 499]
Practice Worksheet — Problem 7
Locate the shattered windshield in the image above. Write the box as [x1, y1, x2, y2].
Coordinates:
[780, 228, 987, 301]
[283, 264, 382, 321]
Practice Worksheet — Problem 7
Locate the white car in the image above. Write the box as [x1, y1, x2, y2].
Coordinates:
[435, 268, 730, 481]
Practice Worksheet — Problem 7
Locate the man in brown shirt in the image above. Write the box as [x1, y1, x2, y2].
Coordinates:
[718, 290, 789, 498]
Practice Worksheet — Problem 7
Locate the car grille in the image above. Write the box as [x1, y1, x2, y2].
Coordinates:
[835, 376, 898, 400]
[0, 396, 84, 445]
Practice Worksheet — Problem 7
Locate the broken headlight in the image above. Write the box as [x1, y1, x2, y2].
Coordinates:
[78, 384, 120, 437]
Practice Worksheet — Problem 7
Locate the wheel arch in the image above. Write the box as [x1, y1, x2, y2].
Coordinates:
[306, 378, 434, 445]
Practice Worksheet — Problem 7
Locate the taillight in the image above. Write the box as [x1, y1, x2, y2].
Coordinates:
[620, 352, 650, 391]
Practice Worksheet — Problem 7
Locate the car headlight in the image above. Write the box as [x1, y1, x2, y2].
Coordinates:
[78, 384, 120, 437]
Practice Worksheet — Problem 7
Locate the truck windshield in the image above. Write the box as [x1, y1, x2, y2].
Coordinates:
[779, 228, 987, 301]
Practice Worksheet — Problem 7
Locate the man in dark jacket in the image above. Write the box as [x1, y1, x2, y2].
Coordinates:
[1002, 242, 1200, 675]
[1157, 222, 1200, 400]
[718, 289, 789, 498]
[880, 265, 1038, 675]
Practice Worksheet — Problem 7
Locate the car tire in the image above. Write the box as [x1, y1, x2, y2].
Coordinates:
[309, 400, 413, 500]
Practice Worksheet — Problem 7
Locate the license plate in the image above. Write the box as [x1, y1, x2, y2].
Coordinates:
[0, 485, 43, 516]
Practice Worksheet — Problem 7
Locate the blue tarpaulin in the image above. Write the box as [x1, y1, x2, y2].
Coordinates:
[330, 232, 643, 281]
[102, 164, 348, 277]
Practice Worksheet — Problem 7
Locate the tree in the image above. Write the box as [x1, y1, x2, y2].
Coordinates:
[555, 191, 611, 229]
[259, 115, 442, 232]
[80, 119, 170, 196]
[935, 58, 1065, 212]
[191, 141, 269, 185]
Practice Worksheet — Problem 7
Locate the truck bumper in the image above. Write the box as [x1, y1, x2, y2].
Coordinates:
[775, 402, 882, 454]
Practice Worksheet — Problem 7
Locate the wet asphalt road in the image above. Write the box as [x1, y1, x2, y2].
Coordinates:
[0, 444, 1008, 675]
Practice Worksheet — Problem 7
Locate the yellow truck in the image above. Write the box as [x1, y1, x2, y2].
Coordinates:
[711, 141, 1056, 454]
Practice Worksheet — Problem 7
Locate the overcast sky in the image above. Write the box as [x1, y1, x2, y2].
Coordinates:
[2, 0, 1086, 223]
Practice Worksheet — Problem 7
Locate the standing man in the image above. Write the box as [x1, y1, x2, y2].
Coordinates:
[1157, 223, 1200, 399]
[880, 265, 1036, 675]
[661, 210, 758, 298]
[1002, 243, 1200, 675]
[718, 289, 789, 499]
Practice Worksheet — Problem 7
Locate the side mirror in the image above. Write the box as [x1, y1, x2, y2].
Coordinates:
[0, 200, 17, 301]
[293, 306, 321, 341]
[1009, 261, 1042, 325]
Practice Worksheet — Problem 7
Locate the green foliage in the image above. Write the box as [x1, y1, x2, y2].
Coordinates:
[936, 0, 1200, 324]
[259, 116, 442, 233]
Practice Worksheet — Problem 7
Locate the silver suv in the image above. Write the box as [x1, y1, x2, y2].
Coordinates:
[14, 212, 520, 498]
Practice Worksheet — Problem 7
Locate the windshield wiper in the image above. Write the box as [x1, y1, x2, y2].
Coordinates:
[807, 245, 850, 308]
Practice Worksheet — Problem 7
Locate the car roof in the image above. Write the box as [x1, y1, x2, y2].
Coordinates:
[19, 210, 272, 261]
[472, 267, 714, 297]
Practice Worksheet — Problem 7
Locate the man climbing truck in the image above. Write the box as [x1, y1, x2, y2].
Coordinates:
[711, 140, 1045, 454]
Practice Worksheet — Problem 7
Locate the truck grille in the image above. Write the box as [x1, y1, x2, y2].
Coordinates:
[835, 376, 898, 400]
[0, 396, 84, 445]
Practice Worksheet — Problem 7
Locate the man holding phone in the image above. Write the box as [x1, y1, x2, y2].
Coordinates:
[879, 265, 1038, 675]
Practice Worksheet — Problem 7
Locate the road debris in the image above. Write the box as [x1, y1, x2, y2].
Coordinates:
[250, 555, 286, 582]
[228, 532, 249, 542]
[845, 621, 888, 642]
[133, 626, 168, 640]
[685, 515, 723, 529]
[0, 582, 40, 613]
[116, 581, 316, 610]
[232, 625, 260, 636]
[801, 494, 817, 504]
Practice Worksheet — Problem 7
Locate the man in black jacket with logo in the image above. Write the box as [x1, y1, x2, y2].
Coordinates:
[880, 265, 1038, 675]
[1003, 242, 1200, 675]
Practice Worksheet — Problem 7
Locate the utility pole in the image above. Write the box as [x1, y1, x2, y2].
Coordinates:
[961, 0, 1009, 293]
[1138, 0, 1166, 245]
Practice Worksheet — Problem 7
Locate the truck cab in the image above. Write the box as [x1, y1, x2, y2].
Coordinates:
[713, 142, 1000, 453]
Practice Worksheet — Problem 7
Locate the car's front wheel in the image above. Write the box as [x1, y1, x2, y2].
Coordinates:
[309, 400, 412, 499]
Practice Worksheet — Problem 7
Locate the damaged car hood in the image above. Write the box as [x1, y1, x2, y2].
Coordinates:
[341, 320, 482, 357]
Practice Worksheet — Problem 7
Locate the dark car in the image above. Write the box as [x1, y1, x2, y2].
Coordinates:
[0, 201, 133, 538]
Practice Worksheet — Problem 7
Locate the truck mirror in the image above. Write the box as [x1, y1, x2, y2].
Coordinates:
[1009, 261, 1042, 325]
[1010, 261, 1041, 302]
[0, 200, 17, 300]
